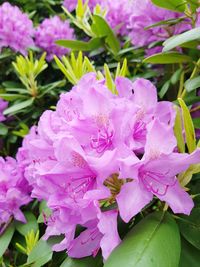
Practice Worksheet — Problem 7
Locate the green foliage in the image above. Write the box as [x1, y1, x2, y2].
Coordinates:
[54, 51, 95, 84]
[0, 223, 15, 258]
[151, 0, 187, 12]
[178, 98, 196, 153]
[143, 52, 192, 64]
[104, 212, 180, 267]
[60, 256, 103, 267]
[178, 207, 200, 249]
[163, 27, 200, 52]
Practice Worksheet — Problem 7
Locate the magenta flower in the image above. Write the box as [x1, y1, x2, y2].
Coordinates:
[35, 16, 74, 61]
[117, 119, 199, 223]
[63, 0, 100, 12]
[128, 0, 191, 52]
[0, 2, 34, 55]
[18, 73, 199, 259]
[102, 0, 132, 35]
[0, 157, 31, 226]
[0, 98, 8, 122]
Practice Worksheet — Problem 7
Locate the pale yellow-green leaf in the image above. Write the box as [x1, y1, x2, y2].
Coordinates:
[178, 98, 196, 153]
[174, 105, 185, 153]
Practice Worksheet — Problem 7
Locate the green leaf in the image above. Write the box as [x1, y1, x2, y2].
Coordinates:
[178, 207, 200, 250]
[174, 106, 185, 153]
[38, 201, 52, 223]
[26, 236, 62, 267]
[0, 94, 28, 101]
[171, 69, 182, 85]
[151, 0, 186, 12]
[179, 238, 200, 267]
[163, 28, 200, 52]
[27, 239, 53, 267]
[104, 212, 180, 267]
[143, 52, 192, 64]
[159, 80, 170, 98]
[144, 17, 185, 30]
[0, 123, 8, 136]
[178, 98, 196, 153]
[56, 38, 102, 51]
[0, 222, 15, 258]
[60, 256, 103, 267]
[3, 98, 34, 115]
[91, 15, 120, 55]
[193, 117, 200, 129]
[185, 76, 200, 93]
[15, 212, 38, 236]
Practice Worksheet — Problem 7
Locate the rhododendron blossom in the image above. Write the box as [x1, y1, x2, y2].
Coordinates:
[128, 0, 191, 54]
[0, 2, 34, 55]
[0, 157, 31, 227]
[35, 16, 74, 61]
[18, 73, 200, 259]
[63, 0, 100, 12]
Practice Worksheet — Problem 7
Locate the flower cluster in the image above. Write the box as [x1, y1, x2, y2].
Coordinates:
[0, 98, 8, 122]
[35, 16, 74, 61]
[0, 157, 31, 227]
[128, 0, 191, 54]
[0, 2, 34, 55]
[17, 73, 200, 259]
[63, 0, 100, 12]
[102, 0, 132, 36]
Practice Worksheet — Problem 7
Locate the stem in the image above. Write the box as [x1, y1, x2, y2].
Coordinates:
[190, 105, 200, 113]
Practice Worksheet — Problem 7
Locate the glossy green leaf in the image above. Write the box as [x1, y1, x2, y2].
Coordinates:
[179, 238, 200, 267]
[178, 207, 200, 250]
[171, 69, 182, 85]
[104, 212, 180, 267]
[56, 38, 102, 51]
[178, 98, 196, 153]
[27, 238, 53, 267]
[27, 236, 63, 267]
[159, 80, 170, 98]
[185, 76, 200, 93]
[15, 211, 38, 236]
[0, 222, 15, 258]
[3, 98, 34, 115]
[151, 0, 186, 12]
[143, 52, 192, 64]
[0, 94, 28, 101]
[163, 28, 200, 52]
[60, 256, 103, 267]
[91, 15, 120, 55]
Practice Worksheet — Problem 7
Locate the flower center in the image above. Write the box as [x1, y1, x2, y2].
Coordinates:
[140, 170, 176, 196]
[133, 120, 146, 141]
[91, 128, 113, 154]
[102, 174, 132, 206]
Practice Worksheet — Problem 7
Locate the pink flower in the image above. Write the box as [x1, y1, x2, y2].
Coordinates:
[35, 16, 74, 61]
[0, 157, 31, 226]
[0, 2, 34, 55]
[128, 0, 191, 50]
[63, 0, 100, 12]
[18, 73, 199, 259]
[117, 120, 199, 223]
